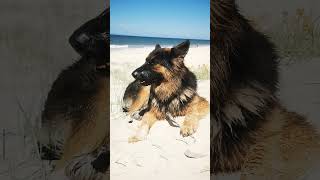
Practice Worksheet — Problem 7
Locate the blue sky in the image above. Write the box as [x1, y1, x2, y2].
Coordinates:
[111, 0, 210, 40]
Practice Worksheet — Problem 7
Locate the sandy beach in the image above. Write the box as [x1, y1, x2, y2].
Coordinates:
[110, 46, 211, 180]
[111, 45, 210, 67]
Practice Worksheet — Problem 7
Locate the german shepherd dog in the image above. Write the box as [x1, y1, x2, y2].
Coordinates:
[126, 40, 209, 143]
[39, 9, 109, 180]
[211, 0, 320, 179]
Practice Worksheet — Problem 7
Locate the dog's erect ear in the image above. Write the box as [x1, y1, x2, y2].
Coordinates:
[69, 8, 109, 56]
[155, 44, 161, 50]
[172, 40, 190, 58]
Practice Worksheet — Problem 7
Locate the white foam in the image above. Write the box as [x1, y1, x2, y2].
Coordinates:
[110, 44, 129, 49]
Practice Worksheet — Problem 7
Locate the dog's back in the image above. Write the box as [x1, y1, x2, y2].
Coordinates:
[40, 56, 108, 160]
[240, 105, 320, 179]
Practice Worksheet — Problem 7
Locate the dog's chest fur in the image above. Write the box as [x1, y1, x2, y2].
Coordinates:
[150, 83, 196, 119]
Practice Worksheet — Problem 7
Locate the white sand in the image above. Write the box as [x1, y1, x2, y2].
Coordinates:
[110, 46, 211, 180]
[111, 46, 210, 67]
[279, 59, 320, 128]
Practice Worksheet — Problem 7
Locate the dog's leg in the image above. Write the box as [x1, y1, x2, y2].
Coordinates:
[128, 111, 157, 143]
[180, 114, 201, 137]
[180, 96, 209, 137]
[130, 105, 149, 121]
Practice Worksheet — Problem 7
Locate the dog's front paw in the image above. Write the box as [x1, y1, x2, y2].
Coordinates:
[180, 120, 199, 137]
[128, 136, 143, 143]
[128, 124, 149, 143]
[65, 153, 105, 180]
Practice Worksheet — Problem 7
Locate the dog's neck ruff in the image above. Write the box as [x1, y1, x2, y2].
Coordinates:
[151, 82, 196, 116]
[211, 82, 277, 173]
[153, 77, 182, 101]
[218, 82, 275, 128]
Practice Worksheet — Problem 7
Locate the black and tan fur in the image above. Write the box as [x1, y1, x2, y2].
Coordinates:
[39, 9, 109, 180]
[127, 40, 209, 143]
[211, 0, 320, 179]
[122, 79, 150, 121]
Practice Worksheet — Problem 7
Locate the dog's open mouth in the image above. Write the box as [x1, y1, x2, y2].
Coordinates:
[138, 77, 162, 86]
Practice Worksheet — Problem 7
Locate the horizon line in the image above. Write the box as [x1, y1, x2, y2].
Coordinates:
[110, 33, 210, 41]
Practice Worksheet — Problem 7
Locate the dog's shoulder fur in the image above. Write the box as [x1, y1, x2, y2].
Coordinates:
[42, 55, 108, 167]
[43, 57, 106, 123]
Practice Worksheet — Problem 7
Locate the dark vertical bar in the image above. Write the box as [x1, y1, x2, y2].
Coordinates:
[3, 129, 5, 160]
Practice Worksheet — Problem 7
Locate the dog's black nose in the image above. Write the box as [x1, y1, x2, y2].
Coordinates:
[132, 71, 139, 79]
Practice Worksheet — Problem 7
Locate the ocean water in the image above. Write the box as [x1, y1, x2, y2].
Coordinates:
[110, 34, 210, 48]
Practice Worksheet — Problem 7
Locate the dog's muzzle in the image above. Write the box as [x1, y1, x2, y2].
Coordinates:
[132, 65, 163, 86]
[132, 70, 148, 80]
[132, 70, 152, 86]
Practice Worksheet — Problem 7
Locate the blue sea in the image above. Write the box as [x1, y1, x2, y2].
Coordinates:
[110, 34, 210, 48]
